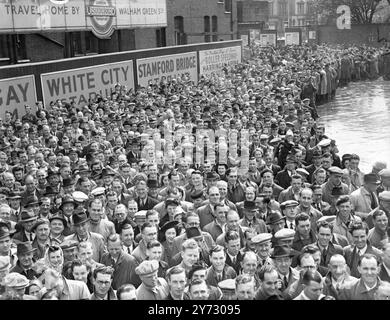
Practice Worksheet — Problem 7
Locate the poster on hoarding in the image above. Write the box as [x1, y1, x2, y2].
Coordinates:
[285, 32, 300, 45]
[199, 46, 242, 77]
[260, 34, 276, 46]
[41, 60, 134, 106]
[136, 52, 198, 87]
[0, 75, 36, 119]
[308, 31, 316, 40]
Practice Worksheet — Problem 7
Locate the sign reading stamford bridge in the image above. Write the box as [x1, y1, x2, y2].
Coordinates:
[0, 0, 167, 38]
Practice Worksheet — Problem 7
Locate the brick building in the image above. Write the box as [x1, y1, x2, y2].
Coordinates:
[165, 0, 237, 46]
[268, 0, 315, 34]
[236, 0, 269, 37]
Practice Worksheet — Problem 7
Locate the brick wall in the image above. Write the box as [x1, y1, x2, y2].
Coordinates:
[25, 33, 65, 62]
[134, 29, 158, 49]
[317, 24, 390, 47]
[166, 0, 237, 46]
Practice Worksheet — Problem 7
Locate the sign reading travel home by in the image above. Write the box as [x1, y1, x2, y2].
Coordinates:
[137, 52, 198, 87]
[199, 46, 242, 77]
[0, 0, 167, 39]
[40, 60, 134, 106]
[0, 75, 36, 119]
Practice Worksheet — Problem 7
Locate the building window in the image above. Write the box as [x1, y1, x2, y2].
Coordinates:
[212, 16, 218, 42]
[72, 32, 98, 56]
[279, 1, 287, 16]
[204, 16, 211, 42]
[174, 16, 186, 45]
[156, 28, 166, 47]
[225, 0, 232, 13]
[0, 35, 10, 59]
[84, 32, 98, 54]
[307, 2, 314, 14]
[269, 2, 274, 16]
[72, 32, 83, 56]
[71, 31, 99, 56]
[237, 1, 243, 22]
[297, 2, 305, 15]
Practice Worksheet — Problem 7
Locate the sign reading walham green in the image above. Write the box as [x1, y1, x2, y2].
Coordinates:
[0, 0, 167, 38]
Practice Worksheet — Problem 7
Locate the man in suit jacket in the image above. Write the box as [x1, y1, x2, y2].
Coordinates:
[223, 230, 244, 274]
[343, 222, 382, 278]
[322, 254, 358, 299]
[271, 245, 300, 299]
[100, 234, 139, 289]
[339, 253, 382, 300]
[316, 220, 344, 267]
[278, 174, 303, 203]
[379, 243, 390, 282]
[205, 245, 236, 287]
[293, 270, 326, 300]
[304, 150, 323, 183]
[202, 204, 228, 241]
[196, 186, 222, 229]
[259, 169, 284, 201]
[171, 228, 215, 263]
[43, 268, 91, 300]
[275, 155, 297, 190]
[134, 181, 159, 211]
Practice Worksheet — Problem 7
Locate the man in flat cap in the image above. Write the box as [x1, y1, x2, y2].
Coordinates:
[280, 200, 299, 231]
[60, 239, 79, 263]
[350, 173, 381, 220]
[378, 169, 390, 193]
[321, 166, 350, 211]
[235, 273, 256, 300]
[1, 272, 34, 300]
[135, 259, 169, 300]
[252, 233, 273, 268]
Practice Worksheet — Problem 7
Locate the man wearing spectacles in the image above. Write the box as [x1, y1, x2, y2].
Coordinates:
[90, 266, 117, 300]
[286, 252, 319, 299]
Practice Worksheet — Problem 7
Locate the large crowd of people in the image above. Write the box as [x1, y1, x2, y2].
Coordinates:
[0, 43, 390, 301]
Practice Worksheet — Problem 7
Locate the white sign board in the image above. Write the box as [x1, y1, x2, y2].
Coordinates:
[285, 32, 300, 45]
[0, 75, 36, 119]
[137, 52, 198, 87]
[260, 33, 276, 46]
[41, 60, 134, 106]
[199, 46, 242, 77]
